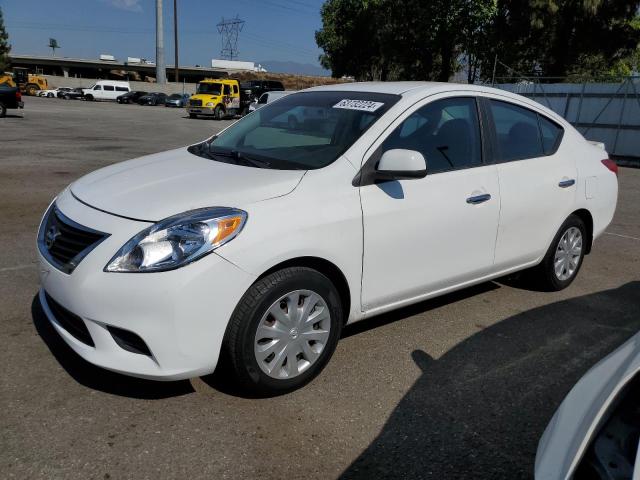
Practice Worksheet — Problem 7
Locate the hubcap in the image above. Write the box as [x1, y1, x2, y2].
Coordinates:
[254, 289, 331, 379]
[554, 227, 583, 281]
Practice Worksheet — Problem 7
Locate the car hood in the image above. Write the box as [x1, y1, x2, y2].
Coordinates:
[535, 331, 640, 479]
[70, 147, 305, 221]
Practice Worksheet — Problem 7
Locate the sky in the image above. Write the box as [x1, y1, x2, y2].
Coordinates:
[0, 0, 326, 69]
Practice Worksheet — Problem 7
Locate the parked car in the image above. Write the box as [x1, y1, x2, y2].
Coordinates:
[536, 330, 639, 479]
[240, 79, 285, 114]
[137, 92, 167, 106]
[83, 80, 131, 101]
[248, 90, 295, 113]
[116, 90, 148, 104]
[56, 87, 75, 98]
[60, 88, 87, 100]
[36, 83, 618, 395]
[164, 93, 191, 108]
[0, 84, 23, 117]
[38, 87, 72, 98]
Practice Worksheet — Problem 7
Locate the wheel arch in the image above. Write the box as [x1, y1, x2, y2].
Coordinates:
[256, 256, 352, 324]
[571, 208, 594, 254]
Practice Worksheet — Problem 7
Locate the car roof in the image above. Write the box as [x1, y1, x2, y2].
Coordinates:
[303, 81, 565, 122]
[305, 81, 524, 99]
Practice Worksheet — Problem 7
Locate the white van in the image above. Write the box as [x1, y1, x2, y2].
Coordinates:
[83, 80, 130, 101]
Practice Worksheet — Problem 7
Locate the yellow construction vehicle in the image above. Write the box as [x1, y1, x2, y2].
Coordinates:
[0, 68, 49, 95]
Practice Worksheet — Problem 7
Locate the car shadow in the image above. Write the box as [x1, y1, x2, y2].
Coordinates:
[339, 281, 640, 479]
[31, 295, 194, 399]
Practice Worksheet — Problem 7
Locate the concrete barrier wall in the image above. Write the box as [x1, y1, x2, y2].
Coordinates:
[43, 75, 198, 95]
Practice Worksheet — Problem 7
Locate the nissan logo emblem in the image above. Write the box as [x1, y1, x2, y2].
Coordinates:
[45, 224, 61, 249]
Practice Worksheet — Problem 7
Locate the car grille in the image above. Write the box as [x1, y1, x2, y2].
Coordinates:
[44, 292, 95, 346]
[38, 204, 109, 274]
[189, 99, 202, 107]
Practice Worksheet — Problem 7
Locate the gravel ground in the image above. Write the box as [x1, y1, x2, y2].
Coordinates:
[1, 97, 639, 479]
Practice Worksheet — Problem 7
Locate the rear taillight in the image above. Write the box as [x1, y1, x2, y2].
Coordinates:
[15, 90, 21, 102]
[601, 159, 618, 176]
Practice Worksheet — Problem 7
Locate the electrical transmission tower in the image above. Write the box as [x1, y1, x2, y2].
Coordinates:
[217, 16, 245, 60]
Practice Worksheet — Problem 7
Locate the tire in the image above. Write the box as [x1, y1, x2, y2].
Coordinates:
[47, 93, 54, 98]
[85, 94, 93, 101]
[26, 84, 38, 96]
[214, 105, 224, 120]
[0, 103, 6, 118]
[528, 214, 587, 291]
[222, 267, 343, 395]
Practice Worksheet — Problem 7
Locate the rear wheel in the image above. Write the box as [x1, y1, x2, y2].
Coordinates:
[0, 103, 6, 118]
[529, 215, 587, 291]
[47, 93, 54, 98]
[222, 267, 343, 395]
[25, 84, 38, 96]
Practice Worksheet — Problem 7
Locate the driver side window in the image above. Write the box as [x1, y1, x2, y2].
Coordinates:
[382, 97, 482, 174]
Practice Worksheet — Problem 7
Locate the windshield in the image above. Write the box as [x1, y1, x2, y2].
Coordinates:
[189, 91, 399, 170]
[197, 83, 222, 95]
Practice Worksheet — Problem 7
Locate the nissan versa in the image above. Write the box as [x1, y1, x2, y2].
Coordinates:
[37, 82, 618, 394]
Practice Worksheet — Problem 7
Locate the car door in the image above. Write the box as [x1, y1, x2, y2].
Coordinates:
[483, 98, 576, 269]
[359, 95, 501, 312]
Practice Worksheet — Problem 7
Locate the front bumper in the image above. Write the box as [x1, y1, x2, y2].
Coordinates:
[187, 106, 216, 116]
[37, 190, 256, 380]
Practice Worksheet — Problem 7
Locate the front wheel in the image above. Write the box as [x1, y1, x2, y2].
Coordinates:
[529, 215, 587, 291]
[0, 102, 6, 118]
[222, 267, 343, 395]
[214, 105, 225, 120]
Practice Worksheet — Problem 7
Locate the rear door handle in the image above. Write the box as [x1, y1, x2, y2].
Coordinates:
[466, 193, 491, 205]
[558, 179, 576, 188]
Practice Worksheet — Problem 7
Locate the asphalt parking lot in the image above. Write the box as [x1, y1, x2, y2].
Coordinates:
[1, 97, 639, 479]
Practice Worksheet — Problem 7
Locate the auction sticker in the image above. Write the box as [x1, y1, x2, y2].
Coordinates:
[333, 99, 384, 112]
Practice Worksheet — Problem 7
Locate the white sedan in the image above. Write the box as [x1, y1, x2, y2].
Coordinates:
[37, 82, 618, 395]
[37, 87, 71, 98]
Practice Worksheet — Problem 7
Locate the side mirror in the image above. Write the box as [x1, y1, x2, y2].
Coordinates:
[375, 149, 427, 180]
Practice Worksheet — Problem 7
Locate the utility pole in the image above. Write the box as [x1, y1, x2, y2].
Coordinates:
[173, 0, 179, 83]
[155, 0, 167, 84]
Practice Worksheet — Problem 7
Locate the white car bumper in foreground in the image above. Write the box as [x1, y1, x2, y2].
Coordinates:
[37, 191, 256, 380]
[535, 331, 640, 479]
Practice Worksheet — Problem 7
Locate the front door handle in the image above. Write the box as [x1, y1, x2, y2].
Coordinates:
[466, 193, 491, 205]
[558, 179, 576, 188]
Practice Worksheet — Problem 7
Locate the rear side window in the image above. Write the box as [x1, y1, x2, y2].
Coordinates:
[233, 84, 238, 94]
[223, 84, 231, 95]
[539, 115, 563, 155]
[382, 97, 483, 174]
[489, 100, 544, 161]
[103, 85, 115, 91]
[116, 86, 128, 92]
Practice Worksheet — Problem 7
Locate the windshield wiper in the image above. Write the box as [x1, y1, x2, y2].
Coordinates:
[207, 147, 272, 168]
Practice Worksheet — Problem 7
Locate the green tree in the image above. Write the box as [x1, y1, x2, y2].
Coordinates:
[316, 0, 499, 81]
[0, 7, 10, 72]
[485, 0, 640, 81]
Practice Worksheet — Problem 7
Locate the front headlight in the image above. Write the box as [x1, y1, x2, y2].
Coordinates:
[206, 102, 215, 107]
[105, 207, 247, 273]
